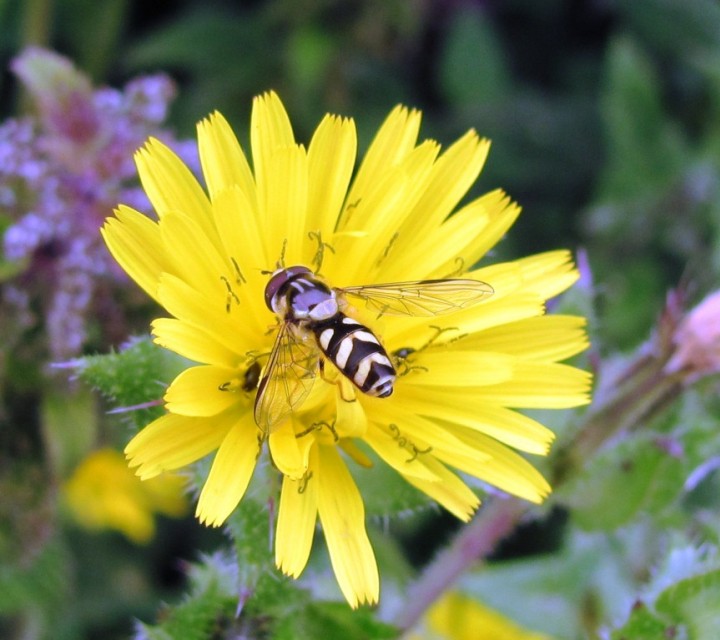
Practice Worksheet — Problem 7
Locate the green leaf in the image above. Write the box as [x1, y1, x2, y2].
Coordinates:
[656, 570, 720, 639]
[610, 602, 672, 640]
[76, 336, 187, 431]
[556, 433, 686, 531]
[123, 7, 276, 132]
[619, 0, 720, 62]
[597, 37, 686, 200]
[0, 534, 70, 615]
[287, 27, 335, 98]
[461, 528, 638, 639]
[438, 6, 510, 106]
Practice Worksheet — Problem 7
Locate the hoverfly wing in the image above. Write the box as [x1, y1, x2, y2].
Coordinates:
[340, 279, 493, 317]
[254, 322, 320, 434]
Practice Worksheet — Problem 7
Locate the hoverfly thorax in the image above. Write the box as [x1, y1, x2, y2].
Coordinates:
[264, 265, 339, 322]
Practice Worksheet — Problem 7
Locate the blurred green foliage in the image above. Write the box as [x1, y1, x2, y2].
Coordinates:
[3, 0, 720, 638]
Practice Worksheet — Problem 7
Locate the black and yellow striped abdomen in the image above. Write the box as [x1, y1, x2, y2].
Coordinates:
[312, 315, 396, 397]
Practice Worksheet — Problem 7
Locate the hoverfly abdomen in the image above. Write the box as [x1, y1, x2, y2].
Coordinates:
[313, 315, 396, 397]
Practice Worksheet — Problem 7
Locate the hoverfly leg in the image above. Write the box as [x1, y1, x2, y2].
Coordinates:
[318, 359, 357, 403]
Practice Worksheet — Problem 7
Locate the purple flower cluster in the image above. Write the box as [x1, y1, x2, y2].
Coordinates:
[1, 48, 195, 362]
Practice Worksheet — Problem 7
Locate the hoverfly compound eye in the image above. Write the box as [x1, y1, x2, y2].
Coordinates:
[263, 265, 313, 311]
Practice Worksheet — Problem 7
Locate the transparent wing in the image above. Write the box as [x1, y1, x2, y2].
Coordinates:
[254, 322, 320, 435]
[340, 279, 494, 317]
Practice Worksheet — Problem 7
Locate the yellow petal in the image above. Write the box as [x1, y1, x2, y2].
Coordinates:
[403, 131, 491, 234]
[101, 206, 164, 303]
[379, 192, 496, 281]
[335, 385, 368, 438]
[251, 92, 295, 231]
[458, 190, 523, 269]
[157, 273, 258, 355]
[151, 318, 240, 368]
[363, 423, 440, 482]
[317, 446, 379, 607]
[428, 592, 554, 640]
[125, 412, 232, 479]
[275, 447, 318, 578]
[135, 138, 215, 238]
[306, 114, 357, 241]
[260, 144, 309, 267]
[197, 111, 256, 204]
[404, 456, 480, 522]
[164, 365, 246, 416]
[334, 141, 439, 283]
[386, 292, 544, 348]
[398, 350, 515, 387]
[195, 411, 260, 526]
[366, 400, 491, 462]
[436, 426, 552, 503]
[461, 315, 590, 363]
[387, 131, 491, 265]
[342, 105, 422, 225]
[473, 250, 579, 301]
[159, 211, 231, 298]
[211, 186, 271, 335]
[470, 361, 593, 408]
[391, 385, 556, 454]
[269, 419, 306, 479]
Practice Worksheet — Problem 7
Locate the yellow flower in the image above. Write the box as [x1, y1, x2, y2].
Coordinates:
[410, 591, 555, 640]
[101, 91, 591, 607]
[63, 448, 188, 544]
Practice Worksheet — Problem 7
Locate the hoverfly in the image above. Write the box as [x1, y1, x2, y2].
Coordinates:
[253, 265, 493, 434]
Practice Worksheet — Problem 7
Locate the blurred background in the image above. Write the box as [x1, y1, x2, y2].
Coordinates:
[2, 0, 720, 638]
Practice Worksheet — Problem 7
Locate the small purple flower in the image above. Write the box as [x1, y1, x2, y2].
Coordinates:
[1, 47, 191, 362]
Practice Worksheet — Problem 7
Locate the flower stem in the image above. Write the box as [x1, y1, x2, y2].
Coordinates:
[394, 497, 529, 632]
